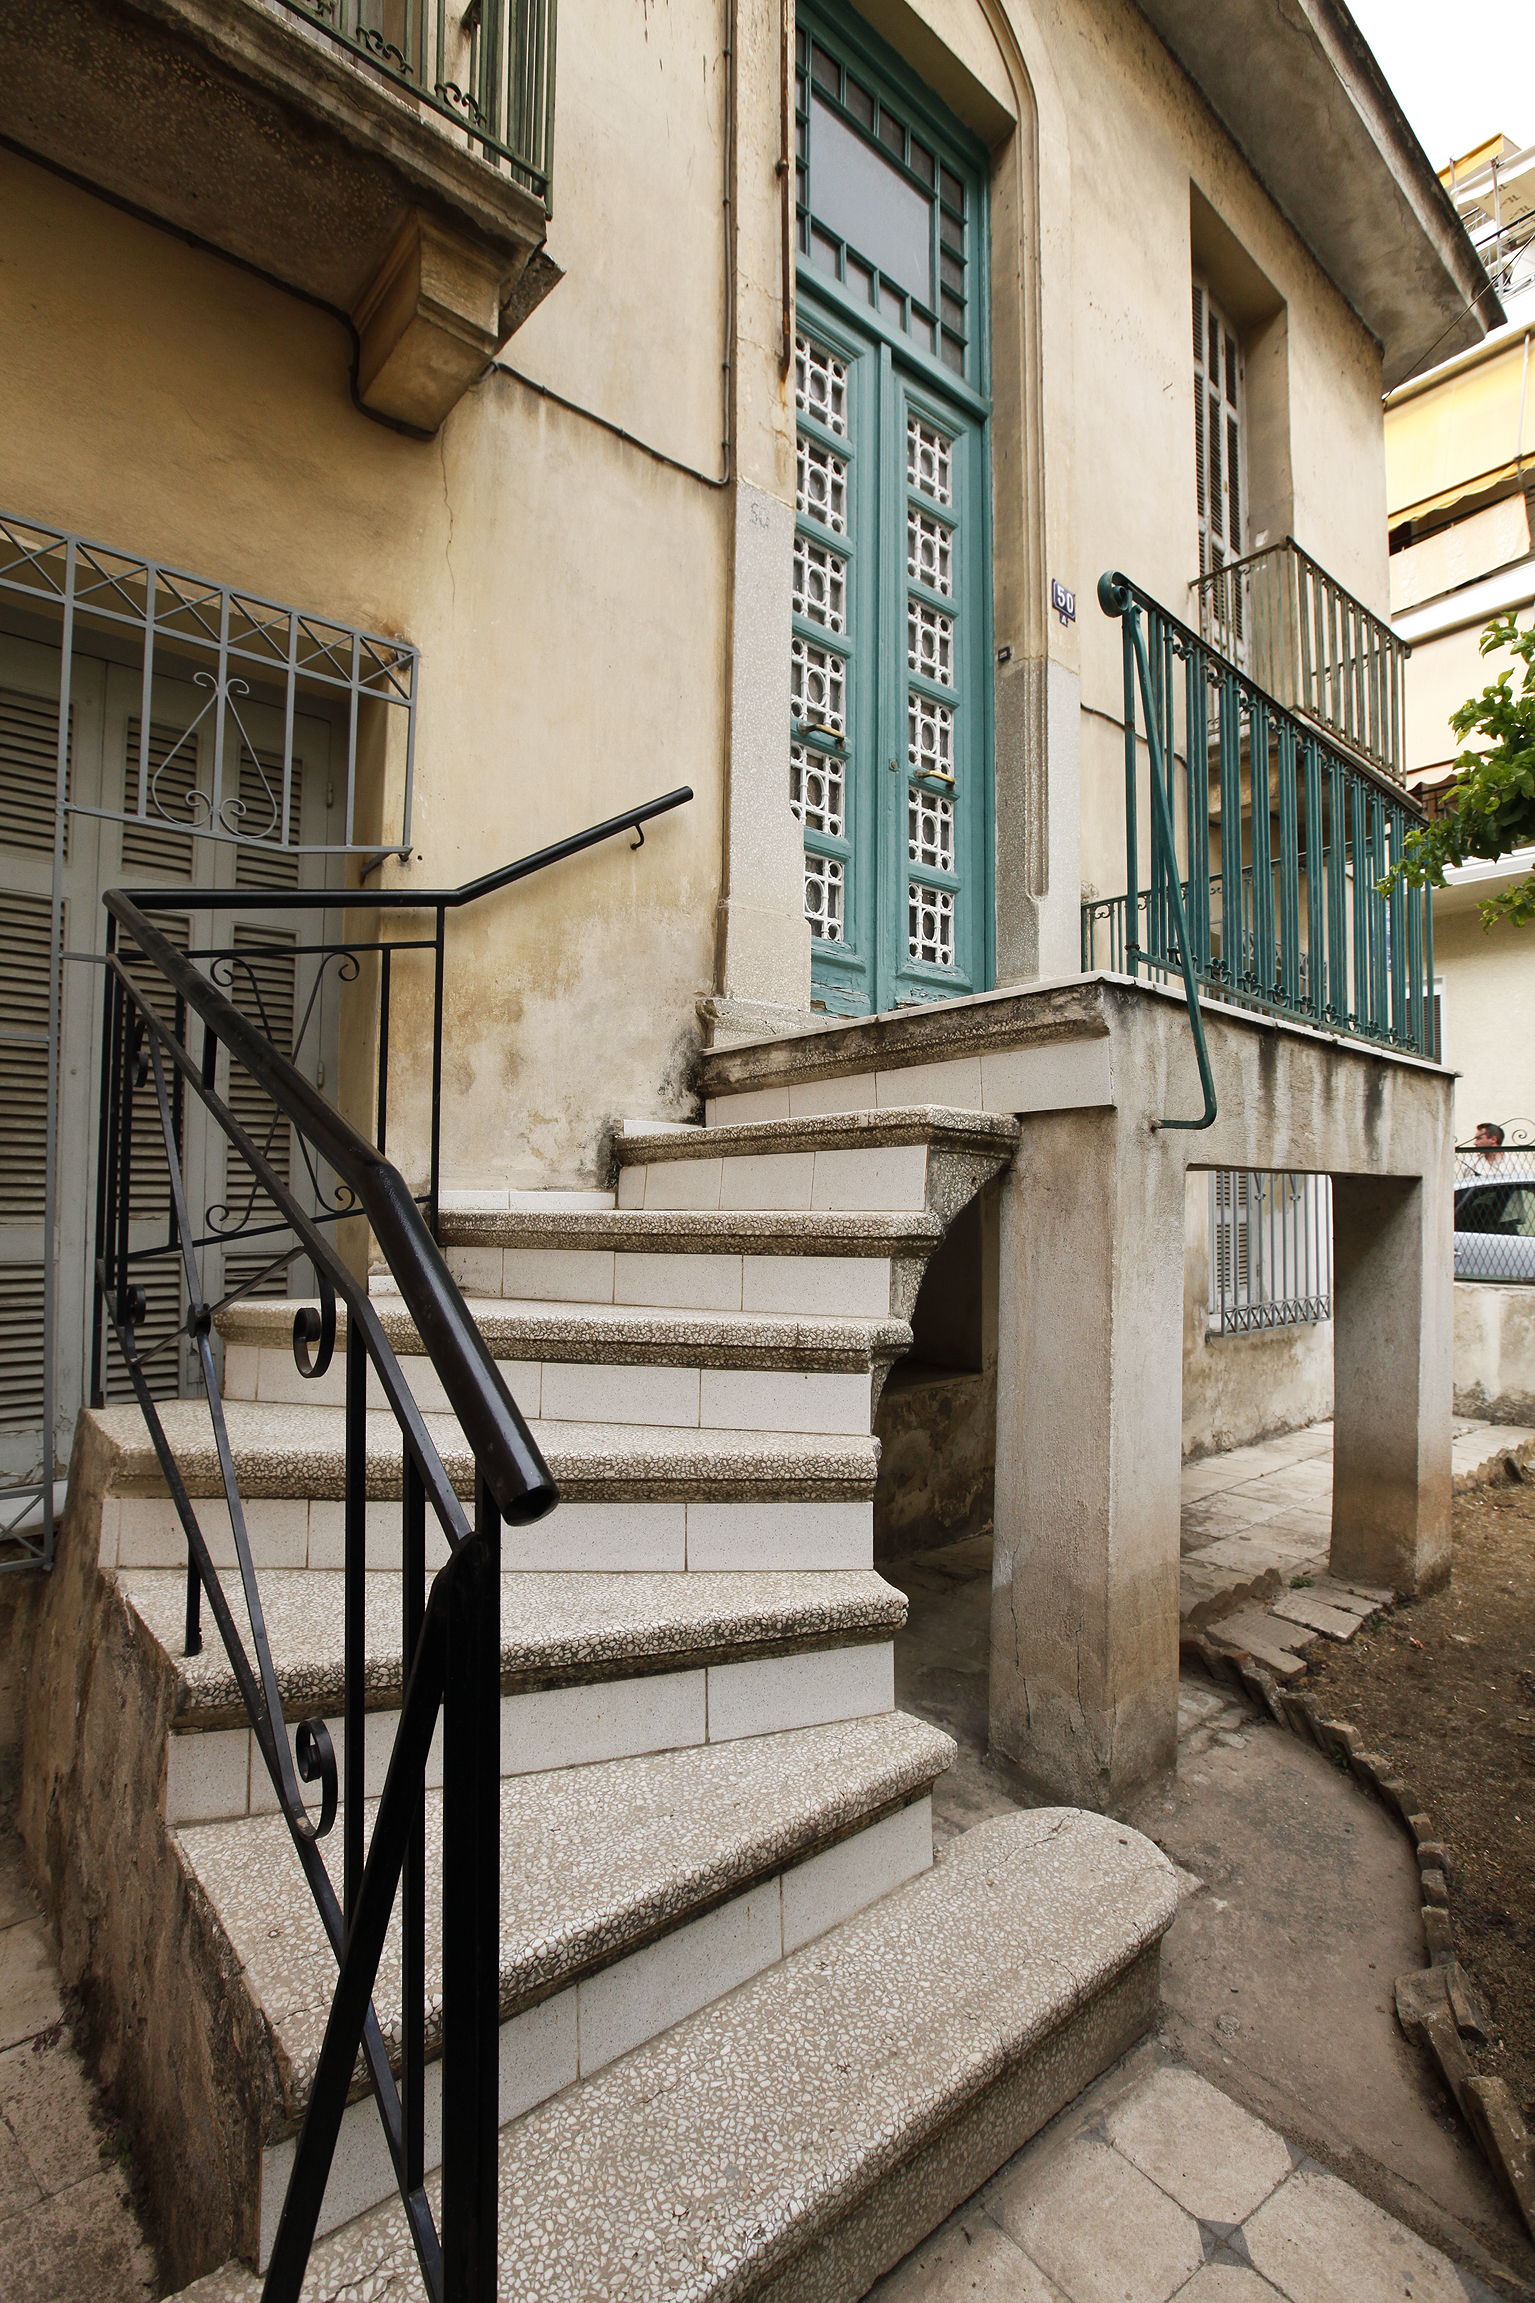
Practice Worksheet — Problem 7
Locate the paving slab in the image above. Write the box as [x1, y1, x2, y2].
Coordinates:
[873, 2041, 1514, 2303]
[1103, 2061, 1292, 2225]
[1268, 1590, 1368, 1641]
[0, 1917, 63, 2052]
[1244, 2160, 1476, 2303]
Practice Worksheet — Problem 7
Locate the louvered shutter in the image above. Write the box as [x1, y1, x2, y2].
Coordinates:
[123, 720, 195, 878]
[1193, 276, 1247, 625]
[0, 686, 70, 858]
[220, 930, 299, 1302]
[0, 888, 55, 1427]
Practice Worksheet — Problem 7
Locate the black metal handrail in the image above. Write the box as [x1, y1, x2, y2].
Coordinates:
[120, 784, 694, 1237]
[88, 788, 690, 2301]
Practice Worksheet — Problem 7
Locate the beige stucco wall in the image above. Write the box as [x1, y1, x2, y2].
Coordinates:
[0, 0, 1402, 1189]
[0, 3, 733, 1191]
[1432, 903, 1535, 1140]
[1454, 1282, 1535, 1426]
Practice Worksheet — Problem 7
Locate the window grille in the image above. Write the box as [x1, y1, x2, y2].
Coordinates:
[805, 852, 844, 940]
[1208, 1170, 1332, 1334]
[908, 881, 954, 967]
[906, 507, 953, 596]
[790, 743, 844, 838]
[793, 534, 847, 635]
[907, 600, 953, 685]
[796, 435, 848, 535]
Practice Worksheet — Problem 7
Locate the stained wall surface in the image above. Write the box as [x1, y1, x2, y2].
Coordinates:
[0, 0, 1405, 1191]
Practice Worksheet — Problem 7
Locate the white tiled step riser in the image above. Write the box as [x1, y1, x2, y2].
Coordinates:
[219, 1344, 873, 1437]
[100, 1495, 873, 1575]
[439, 1245, 898, 1316]
[167, 1642, 896, 1826]
[698, 1038, 1115, 1125]
[616, 1142, 929, 1213]
[254, 1797, 933, 2271]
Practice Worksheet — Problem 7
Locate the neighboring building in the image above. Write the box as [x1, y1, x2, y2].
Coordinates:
[0, 1, 1492, 2291]
[1384, 130, 1535, 1424]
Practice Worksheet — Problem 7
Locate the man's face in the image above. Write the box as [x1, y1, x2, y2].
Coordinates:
[1475, 1125, 1503, 1157]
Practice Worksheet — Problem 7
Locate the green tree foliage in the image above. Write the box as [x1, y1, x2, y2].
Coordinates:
[1385, 611, 1535, 928]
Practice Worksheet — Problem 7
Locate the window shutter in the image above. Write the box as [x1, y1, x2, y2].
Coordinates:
[221, 930, 298, 1300]
[123, 721, 196, 878]
[0, 687, 70, 859]
[234, 750, 303, 891]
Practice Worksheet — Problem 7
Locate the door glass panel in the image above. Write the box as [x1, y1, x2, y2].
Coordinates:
[809, 94, 933, 306]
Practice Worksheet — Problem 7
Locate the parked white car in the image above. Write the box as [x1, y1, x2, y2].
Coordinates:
[1454, 1179, 1535, 1282]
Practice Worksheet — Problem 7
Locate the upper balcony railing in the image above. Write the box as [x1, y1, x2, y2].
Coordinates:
[278, 0, 557, 208]
[1193, 537, 1408, 786]
[1087, 572, 1435, 1106]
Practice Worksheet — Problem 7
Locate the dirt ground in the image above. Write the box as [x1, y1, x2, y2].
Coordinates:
[1306, 1472, 1535, 2129]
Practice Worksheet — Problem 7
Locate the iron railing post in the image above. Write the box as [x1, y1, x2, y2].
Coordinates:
[441, 1475, 502, 2303]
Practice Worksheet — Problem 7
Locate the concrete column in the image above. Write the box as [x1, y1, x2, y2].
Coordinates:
[1330, 1173, 1452, 1595]
[990, 1111, 1186, 1807]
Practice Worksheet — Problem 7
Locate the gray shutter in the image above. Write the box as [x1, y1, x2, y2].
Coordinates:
[0, 888, 54, 1427]
[221, 930, 298, 1301]
[0, 686, 70, 858]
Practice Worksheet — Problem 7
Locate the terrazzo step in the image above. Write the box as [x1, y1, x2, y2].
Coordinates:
[436, 1205, 944, 1317]
[612, 1105, 1019, 1214]
[170, 1711, 955, 2268]
[177, 1807, 1178, 2303]
[216, 1294, 909, 1436]
[121, 1565, 906, 1825]
[88, 1399, 880, 1577]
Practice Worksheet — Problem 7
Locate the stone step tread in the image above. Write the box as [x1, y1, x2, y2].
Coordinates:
[175, 1712, 956, 2127]
[86, 1402, 880, 1503]
[176, 1808, 1176, 2303]
[1308, 1575, 1392, 1613]
[1206, 1609, 1312, 1678]
[217, 1294, 910, 1371]
[615, 1104, 1020, 1165]
[436, 1205, 944, 1253]
[1267, 1589, 1368, 1640]
[120, 1567, 906, 1728]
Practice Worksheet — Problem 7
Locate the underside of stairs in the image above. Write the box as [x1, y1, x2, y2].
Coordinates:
[19, 1104, 1181, 2299]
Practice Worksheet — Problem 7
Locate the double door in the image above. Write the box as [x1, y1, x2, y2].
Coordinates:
[792, 289, 990, 1014]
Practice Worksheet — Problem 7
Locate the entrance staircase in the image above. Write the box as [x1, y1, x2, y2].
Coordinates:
[22, 1103, 1178, 2301]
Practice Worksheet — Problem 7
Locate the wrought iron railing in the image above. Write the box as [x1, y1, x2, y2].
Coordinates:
[1454, 1125, 1535, 1283]
[1090, 572, 1434, 1065]
[96, 889, 554, 2302]
[278, 0, 557, 209]
[88, 786, 691, 2297]
[1193, 537, 1409, 785]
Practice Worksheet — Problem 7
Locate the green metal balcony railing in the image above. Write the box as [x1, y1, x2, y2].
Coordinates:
[1087, 572, 1435, 1064]
[281, 0, 557, 209]
[1196, 536, 1408, 783]
[1193, 537, 1408, 785]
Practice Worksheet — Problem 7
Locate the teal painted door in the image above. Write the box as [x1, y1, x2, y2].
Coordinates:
[792, 6, 992, 1015]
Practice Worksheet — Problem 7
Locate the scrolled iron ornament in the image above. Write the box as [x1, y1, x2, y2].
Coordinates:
[295, 1717, 338, 1840]
[292, 1278, 337, 1381]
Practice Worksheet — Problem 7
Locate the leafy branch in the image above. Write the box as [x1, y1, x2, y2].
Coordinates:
[1382, 611, 1535, 929]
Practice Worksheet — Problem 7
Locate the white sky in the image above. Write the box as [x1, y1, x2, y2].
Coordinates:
[1348, 0, 1535, 171]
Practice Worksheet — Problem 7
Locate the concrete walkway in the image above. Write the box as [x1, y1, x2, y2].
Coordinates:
[0, 1807, 157, 2299]
[871, 2039, 1506, 2302]
[1180, 1417, 1535, 1676]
